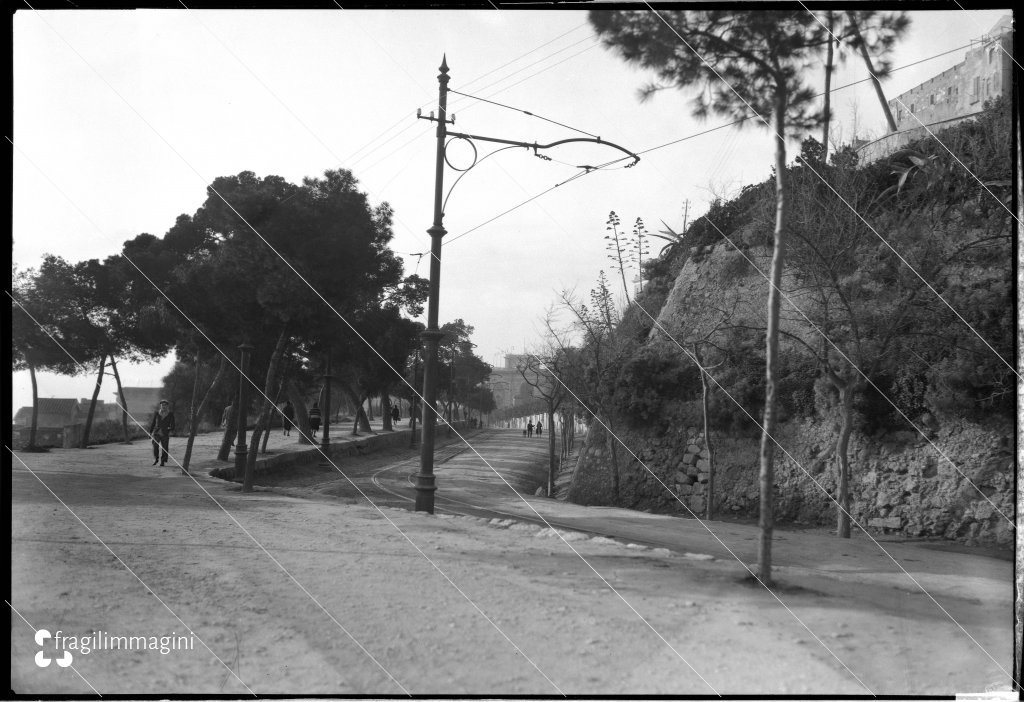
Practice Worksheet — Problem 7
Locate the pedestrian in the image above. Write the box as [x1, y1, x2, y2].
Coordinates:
[149, 400, 175, 466]
[309, 402, 322, 438]
[527, 420, 534, 438]
[220, 403, 233, 429]
[537, 421, 542, 436]
[391, 404, 400, 425]
[282, 401, 295, 436]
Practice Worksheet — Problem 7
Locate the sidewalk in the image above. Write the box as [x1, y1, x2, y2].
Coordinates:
[9, 428, 1015, 696]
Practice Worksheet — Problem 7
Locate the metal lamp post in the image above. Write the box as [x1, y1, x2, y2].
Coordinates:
[234, 342, 254, 483]
[414, 57, 638, 514]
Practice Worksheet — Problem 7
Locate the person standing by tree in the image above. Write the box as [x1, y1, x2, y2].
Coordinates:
[308, 402, 322, 439]
[149, 400, 175, 466]
[282, 401, 295, 436]
[527, 420, 534, 438]
[391, 404, 400, 425]
[536, 421, 542, 436]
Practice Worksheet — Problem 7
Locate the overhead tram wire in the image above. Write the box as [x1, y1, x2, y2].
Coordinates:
[449, 89, 600, 138]
[20, 13, 830, 685]
[801, 6, 1018, 224]
[643, 4, 1017, 380]
[10, 137, 564, 696]
[423, 38, 992, 255]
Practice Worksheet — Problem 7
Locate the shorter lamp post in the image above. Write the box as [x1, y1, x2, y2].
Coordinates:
[319, 349, 332, 468]
[234, 342, 254, 484]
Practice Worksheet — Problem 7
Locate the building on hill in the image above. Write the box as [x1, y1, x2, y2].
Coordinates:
[856, 15, 1012, 164]
[487, 354, 540, 410]
[13, 398, 82, 428]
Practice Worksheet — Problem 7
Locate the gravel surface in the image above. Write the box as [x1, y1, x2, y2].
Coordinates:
[9, 430, 1015, 696]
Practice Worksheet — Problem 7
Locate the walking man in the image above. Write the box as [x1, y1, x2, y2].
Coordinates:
[149, 400, 175, 466]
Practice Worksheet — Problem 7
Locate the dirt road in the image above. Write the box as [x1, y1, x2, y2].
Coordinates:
[9, 429, 1015, 695]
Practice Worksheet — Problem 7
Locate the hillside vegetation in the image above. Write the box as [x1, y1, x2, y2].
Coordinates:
[566, 97, 1013, 547]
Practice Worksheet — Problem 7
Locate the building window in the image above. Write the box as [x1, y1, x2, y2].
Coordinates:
[930, 94, 935, 105]
[988, 46, 996, 64]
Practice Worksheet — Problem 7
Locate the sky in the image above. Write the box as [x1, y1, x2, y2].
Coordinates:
[10, 6, 1012, 417]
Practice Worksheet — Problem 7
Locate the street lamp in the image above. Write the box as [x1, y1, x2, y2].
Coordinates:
[414, 56, 639, 514]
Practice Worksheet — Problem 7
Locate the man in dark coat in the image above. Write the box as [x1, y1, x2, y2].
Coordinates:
[149, 400, 176, 466]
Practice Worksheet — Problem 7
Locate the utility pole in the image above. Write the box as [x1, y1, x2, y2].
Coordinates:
[682, 199, 690, 232]
[414, 56, 454, 514]
[414, 56, 639, 515]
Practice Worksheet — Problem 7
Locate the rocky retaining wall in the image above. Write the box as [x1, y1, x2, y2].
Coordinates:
[567, 417, 1013, 549]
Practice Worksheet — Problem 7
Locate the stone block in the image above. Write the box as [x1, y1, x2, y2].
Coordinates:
[697, 472, 709, 483]
[677, 483, 693, 495]
[868, 516, 901, 530]
[696, 458, 709, 471]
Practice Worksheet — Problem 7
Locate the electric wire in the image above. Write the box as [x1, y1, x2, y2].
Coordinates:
[9, 135, 562, 695]
[449, 89, 600, 138]
[643, 4, 1018, 381]
[15, 9, 1011, 690]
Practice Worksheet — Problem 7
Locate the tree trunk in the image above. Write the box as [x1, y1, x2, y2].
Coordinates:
[244, 328, 289, 492]
[183, 355, 227, 472]
[606, 419, 621, 505]
[109, 355, 130, 443]
[695, 344, 715, 521]
[261, 378, 285, 455]
[547, 404, 556, 497]
[217, 405, 237, 462]
[357, 401, 372, 433]
[849, 15, 898, 133]
[822, 10, 834, 160]
[186, 350, 203, 437]
[409, 397, 418, 447]
[80, 353, 107, 448]
[285, 380, 313, 444]
[757, 86, 789, 588]
[28, 361, 40, 450]
[382, 390, 393, 431]
[835, 379, 855, 538]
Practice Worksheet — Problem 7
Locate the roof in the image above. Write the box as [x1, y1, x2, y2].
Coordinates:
[15, 398, 80, 418]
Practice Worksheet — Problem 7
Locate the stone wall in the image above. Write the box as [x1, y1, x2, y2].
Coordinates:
[566, 415, 1013, 548]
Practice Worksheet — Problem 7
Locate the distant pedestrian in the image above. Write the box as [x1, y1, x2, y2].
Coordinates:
[536, 421, 542, 436]
[149, 400, 175, 466]
[527, 420, 534, 438]
[220, 403, 233, 429]
[282, 401, 295, 436]
[309, 402, 322, 438]
[391, 405, 400, 425]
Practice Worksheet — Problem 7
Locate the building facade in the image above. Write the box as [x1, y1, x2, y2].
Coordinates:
[487, 354, 540, 410]
[857, 15, 1012, 164]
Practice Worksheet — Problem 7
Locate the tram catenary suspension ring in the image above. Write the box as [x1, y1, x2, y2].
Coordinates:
[440, 134, 640, 217]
